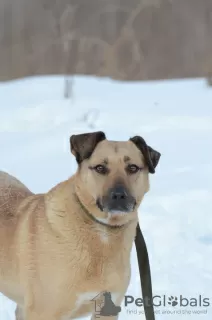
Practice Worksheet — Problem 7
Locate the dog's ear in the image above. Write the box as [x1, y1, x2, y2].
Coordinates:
[130, 136, 161, 174]
[70, 131, 106, 164]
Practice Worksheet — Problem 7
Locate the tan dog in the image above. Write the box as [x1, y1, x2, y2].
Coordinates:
[0, 131, 160, 320]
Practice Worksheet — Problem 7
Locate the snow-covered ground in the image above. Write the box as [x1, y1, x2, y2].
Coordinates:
[0, 76, 212, 319]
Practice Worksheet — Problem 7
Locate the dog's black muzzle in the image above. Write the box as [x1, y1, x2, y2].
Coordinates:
[97, 185, 136, 213]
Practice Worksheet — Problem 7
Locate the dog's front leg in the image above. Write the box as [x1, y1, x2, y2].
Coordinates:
[90, 292, 124, 320]
[91, 315, 119, 320]
[15, 305, 25, 320]
[24, 310, 58, 320]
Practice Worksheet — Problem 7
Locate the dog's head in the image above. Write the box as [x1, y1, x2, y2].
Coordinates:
[70, 131, 160, 227]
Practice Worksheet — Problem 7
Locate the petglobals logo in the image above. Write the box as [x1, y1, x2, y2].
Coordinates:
[155, 295, 210, 308]
[124, 295, 210, 308]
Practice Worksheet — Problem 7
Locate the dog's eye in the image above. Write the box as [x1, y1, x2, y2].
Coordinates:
[93, 165, 108, 174]
[126, 164, 140, 174]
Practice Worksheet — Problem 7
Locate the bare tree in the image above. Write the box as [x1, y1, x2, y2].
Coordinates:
[64, 76, 74, 99]
[206, 77, 212, 86]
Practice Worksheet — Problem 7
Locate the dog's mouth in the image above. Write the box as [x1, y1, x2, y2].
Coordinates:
[96, 197, 136, 215]
[96, 198, 104, 212]
[96, 184, 136, 216]
[95, 197, 137, 227]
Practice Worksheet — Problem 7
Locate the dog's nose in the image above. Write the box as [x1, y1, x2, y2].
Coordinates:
[110, 186, 128, 201]
[105, 185, 134, 213]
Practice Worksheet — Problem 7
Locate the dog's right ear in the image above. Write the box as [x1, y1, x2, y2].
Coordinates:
[70, 131, 106, 164]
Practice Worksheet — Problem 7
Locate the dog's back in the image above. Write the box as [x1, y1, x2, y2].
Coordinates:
[0, 171, 33, 219]
[0, 171, 33, 302]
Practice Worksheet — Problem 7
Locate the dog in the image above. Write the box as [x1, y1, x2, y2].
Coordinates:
[0, 131, 160, 320]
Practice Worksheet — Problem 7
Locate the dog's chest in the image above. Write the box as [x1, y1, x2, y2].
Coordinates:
[78, 231, 132, 290]
[61, 291, 123, 320]
[82, 244, 130, 287]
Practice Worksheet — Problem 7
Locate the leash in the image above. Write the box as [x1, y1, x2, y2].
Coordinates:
[135, 223, 155, 320]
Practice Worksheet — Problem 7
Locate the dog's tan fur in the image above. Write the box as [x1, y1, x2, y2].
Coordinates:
[0, 135, 158, 320]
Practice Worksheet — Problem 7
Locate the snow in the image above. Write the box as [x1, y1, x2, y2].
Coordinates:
[0, 76, 212, 319]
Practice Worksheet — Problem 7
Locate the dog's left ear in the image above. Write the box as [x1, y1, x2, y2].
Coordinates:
[130, 136, 161, 174]
[70, 131, 106, 164]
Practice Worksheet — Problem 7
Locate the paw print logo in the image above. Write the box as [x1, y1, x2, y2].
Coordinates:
[168, 296, 178, 307]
